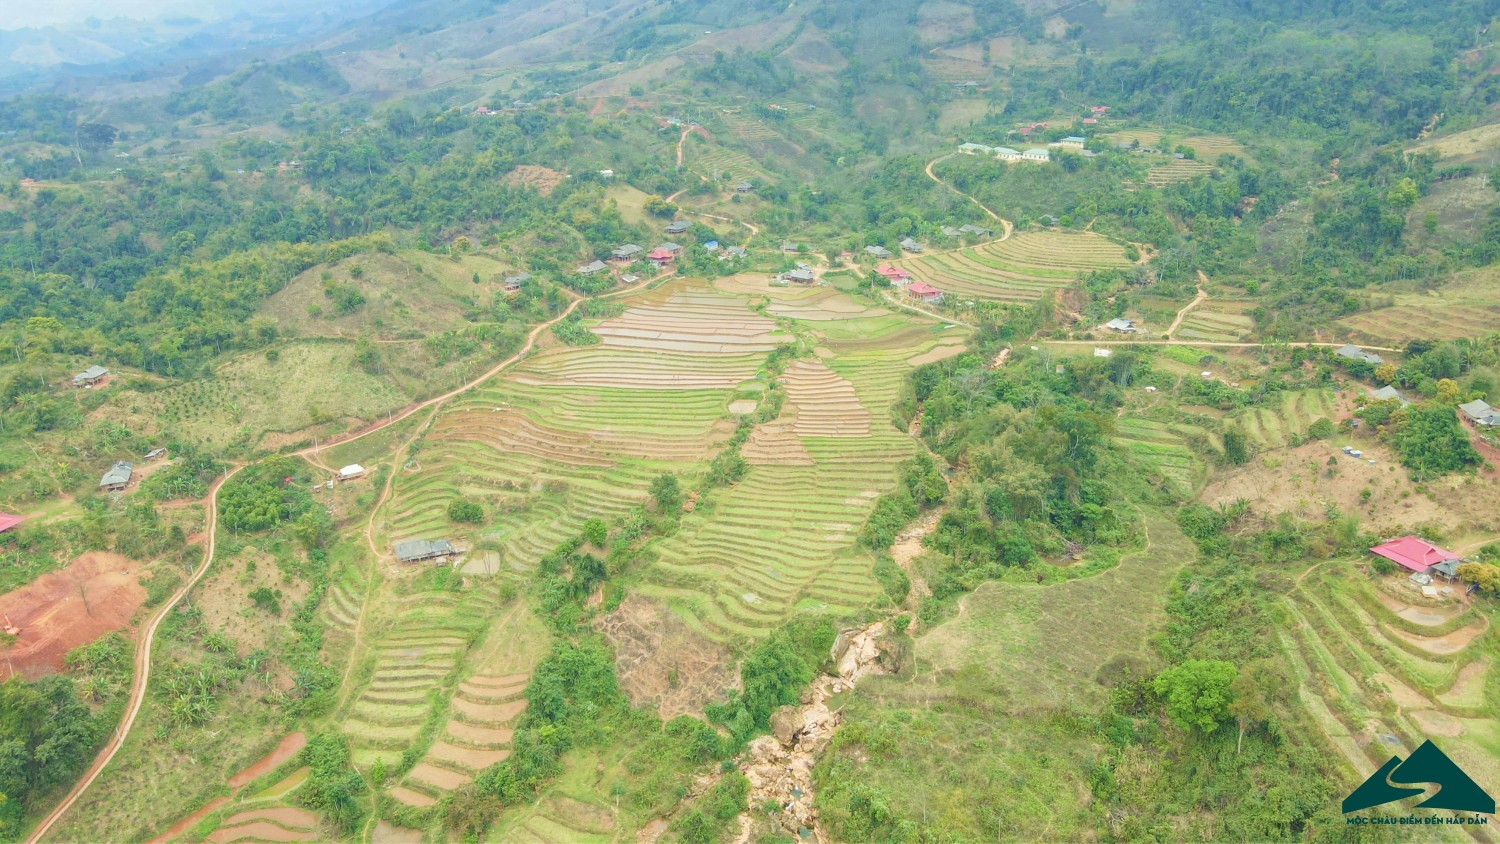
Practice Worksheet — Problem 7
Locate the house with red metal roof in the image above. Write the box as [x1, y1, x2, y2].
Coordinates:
[0, 513, 24, 534]
[646, 247, 675, 267]
[876, 264, 910, 284]
[1369, 536, 1460, 573]
[907, 281, 943, 304]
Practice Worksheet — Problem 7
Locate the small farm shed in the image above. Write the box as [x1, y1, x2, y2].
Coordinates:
[100, 461, 133, 492]
[395, 539, 456, 564]
[72, 365, 109, 387]
[1458, 399, 1500, 427]
[337, 464, 365, 481]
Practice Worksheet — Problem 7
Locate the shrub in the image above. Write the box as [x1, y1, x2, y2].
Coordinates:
[447, 499, 484, 523]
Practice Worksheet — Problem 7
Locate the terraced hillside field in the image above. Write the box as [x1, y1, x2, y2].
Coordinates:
[1103, 129, 1246, 160]
[639, 283, 969, 642]
[1145, 159, 1215, 186]
[1338, 273, 1500, 345]
[1282, 568, 1497, 796]
[683, 135, 774, 183]
[1234, 388, 1336, 451]
[1113, 417, 1221, 495]
[385, 281, 789, 576]
[1175, 302, 1257, 342]
[896, 230, 1133, 302]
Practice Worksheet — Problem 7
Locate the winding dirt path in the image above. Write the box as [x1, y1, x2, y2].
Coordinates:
[923, 154, 1014, 240]
[30, 274, 670, 843]
[1166, 278, 1209, 338]
[27, 472, 239, 844]
[1046, 339, 1403, 352]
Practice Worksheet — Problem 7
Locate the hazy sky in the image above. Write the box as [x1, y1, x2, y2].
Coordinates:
[0, 0, 327, 30]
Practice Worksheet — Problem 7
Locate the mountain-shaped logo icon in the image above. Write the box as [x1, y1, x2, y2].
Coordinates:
[1343, 740, 1495, 814]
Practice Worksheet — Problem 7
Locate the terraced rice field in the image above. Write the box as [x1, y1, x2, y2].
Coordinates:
[1281, 569, 1497, 791]
[205, 807, 322, 843]
[1145, 159, 1215, 186]
[641, 304, 967, 642]
[341, 586, 502, 771]
[718, 110, 778, 141]
[1338, 299, 1500, 345]
[1234, 389, 1335, 450]
[684, 137, 773, 183]
[897, 230, 1133, 302]
[1103, 129, 1246, 160]
[1175, 302, 1257, 342]
[1113, 418, 1219, 495]
[387, 282, 789, 575]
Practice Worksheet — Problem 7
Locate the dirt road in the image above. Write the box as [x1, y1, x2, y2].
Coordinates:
[923, 154, 1014, 240]
[1045, 339, 1403, 352]
[1166, 279, 1209, 338]
[26, 470, 239, 844]
[30, 273, 671, 842]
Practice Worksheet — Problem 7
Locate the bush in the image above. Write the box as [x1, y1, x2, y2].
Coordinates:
[447, 499, 484, 523]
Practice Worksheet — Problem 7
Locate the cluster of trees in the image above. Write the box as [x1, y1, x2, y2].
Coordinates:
[0, 634, 131, 840]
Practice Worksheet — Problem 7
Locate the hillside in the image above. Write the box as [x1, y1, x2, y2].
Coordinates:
[2, 0, 1500, 842]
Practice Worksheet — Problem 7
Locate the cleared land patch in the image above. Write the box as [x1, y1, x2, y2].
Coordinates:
[917, 514, 1193, 709]
[0, 551, 146, 679]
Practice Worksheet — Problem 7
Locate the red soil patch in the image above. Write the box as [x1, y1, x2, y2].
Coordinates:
[389, 786, 436, 807]
[208, 821, 315, 843]
[151, 733, 306, 841]
[228, 732, 307, 789]
[428, 741, 510, 769]
[373, 821, 424, 843]
[148, 797, 227, 844]
[588, 97, 606, 118]
[0, 551, 146, 679]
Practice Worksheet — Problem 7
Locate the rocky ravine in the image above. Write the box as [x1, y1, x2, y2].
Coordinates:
[733, 622, 892, 844]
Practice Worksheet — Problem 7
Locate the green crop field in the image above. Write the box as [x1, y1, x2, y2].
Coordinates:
[385, 281, 787, 576]
[1280, 566, 1498, 790]
[1175, 302, 1257, 341]
[683, 135, 774, 183]
[1113, 418, 1220, 495]
[1234, 388, 1335, 450]
[1145, 159, 1215, 186]
[897, 230, 1133, 302]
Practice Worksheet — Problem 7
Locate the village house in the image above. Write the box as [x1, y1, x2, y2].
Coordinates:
[1055, 136, 1087, 149]
[907, 281, 943, 304]
[72, 365, 108, 388]
[100, 461, 133, 492]
[1370, 536, 1460, 575]
[599, 169, 615, 179]
[1369, 385, 1409, 407]
[865, 245, 893, 260]
[735, 182, 754, 194]
[941, 226, 961, 238]
[900, 237, 924, 254]
[577, 260, 609, 276]
[781, 242, 800, 253]
[781, 268, 816, 284]
[474, 106, 492, 116]
[658, 242, 682, 254]
[703, 241, 720, 252]
[611, 244, 643, 260]
[1022, 148, 1051, 163]
[144, 447, 168, 461]
[1091, 105, 1110, 115]
[337, 464, 365, 481]
[502, 273, 531, 292]
[394, 539, 456, 564]
[958, 142, 995, 155]
[646, 247, 675, 267]
[954, 80, 980, 90]
[1105, 318, 1137, 333]
[1335, 343, 1384, 365]
[665, 220, 691, 235]
[1459, 399, 1500, 427]
[1082, 117, 1099, 126]
[0, 513, 24, 534]
[960, 224, 994, 238]
[725, 246, 748, 258]
[876, 264, 911, 285]
[995, 147, 1022, 161]
[621, 274, 640, 284]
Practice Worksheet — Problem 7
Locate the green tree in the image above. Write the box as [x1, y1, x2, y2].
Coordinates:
[1393, 405, 1481, 479]
[649, 473, 681, 512]
[1153, 659, 1236, 733]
